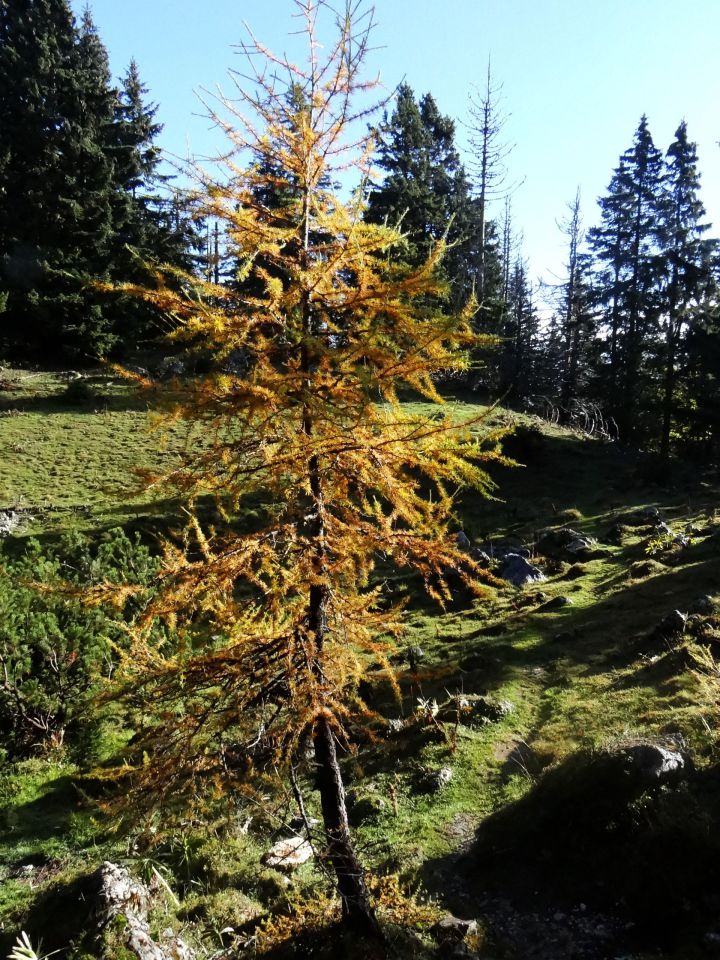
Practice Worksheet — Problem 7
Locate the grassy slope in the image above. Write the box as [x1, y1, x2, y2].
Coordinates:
[1, 369, 719, 958]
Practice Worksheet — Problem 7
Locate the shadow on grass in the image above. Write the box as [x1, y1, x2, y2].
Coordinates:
[0, 774, 81, 846]
[421, 753, 720, 956]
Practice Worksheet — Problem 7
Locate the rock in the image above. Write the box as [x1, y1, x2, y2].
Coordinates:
[95, 861, 194, 960]
[560, 564, 586, 581]
[406, 645, 425, 670]
[263, 835, 313, 871]
[470, 547, 492, 567]
[690, 595, 717, 615]
[500, 553, 545, 587]
[656, 609, 687, 638]
[456, 530, 472, 552]
[536, 527, 582, 556]
[604, 522, 630, 545]
[439, 694, 514, 726]
[155, 356, 186, 380]
[433, 914, 479, 945]
[347, 793, 386, 825]
[624, 743, 685, 783]
[565, 536, 598, 556]
[386, 717, 407, 735]
[0, 509, 21, 537]
[416, 766, 453, 793]
[539, 595, 572, 612]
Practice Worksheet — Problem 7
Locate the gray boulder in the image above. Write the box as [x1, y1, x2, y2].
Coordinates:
[690, 595, 717, 615]
[264, 835, 313, 871]
[625, 743, 685, 784]
[656, 609, 687, 638]
[456, 530, 472, 552]
[501, 553, 545, 587]
[0, 509, 20, 537]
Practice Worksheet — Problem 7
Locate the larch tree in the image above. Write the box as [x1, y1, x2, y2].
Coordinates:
[98, 0, 503, 937]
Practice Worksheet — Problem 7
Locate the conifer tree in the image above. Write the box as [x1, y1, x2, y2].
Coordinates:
[365, 84, 482, 308]
[656, 121, 715, 461]
[0, 0, 117, 358]
[98, 0, 503, 936]
[589, 116, 664, 440]
[467, 59, 517, 302]
[551, 190, 596, 420]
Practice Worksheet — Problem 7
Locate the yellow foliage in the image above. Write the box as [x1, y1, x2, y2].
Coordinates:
[95, 0, 507, 849]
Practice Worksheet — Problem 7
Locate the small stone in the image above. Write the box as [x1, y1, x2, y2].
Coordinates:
[540, 595, 572, 611]
[406, 645, 425, 670]
[417, 766, 453, 793]
[434, 914, 478, 945]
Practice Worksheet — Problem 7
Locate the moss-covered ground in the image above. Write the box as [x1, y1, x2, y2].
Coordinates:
[1, 368, 719, 958]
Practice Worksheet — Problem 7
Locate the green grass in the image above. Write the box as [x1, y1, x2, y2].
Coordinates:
[2, 368, 720, 957]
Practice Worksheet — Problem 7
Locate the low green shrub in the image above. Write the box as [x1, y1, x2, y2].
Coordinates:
[0, 529, 161, 760]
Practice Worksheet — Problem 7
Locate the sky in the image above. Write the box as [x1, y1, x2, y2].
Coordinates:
[72, 0, 720, 297]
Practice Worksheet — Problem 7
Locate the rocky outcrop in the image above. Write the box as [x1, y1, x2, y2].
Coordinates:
[95, 861, 194, 960]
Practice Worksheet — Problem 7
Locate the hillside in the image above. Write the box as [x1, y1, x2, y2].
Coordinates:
[1, 368, 720, 959]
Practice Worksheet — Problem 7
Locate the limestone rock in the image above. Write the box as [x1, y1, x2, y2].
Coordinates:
[416, 766, 453, 794]
[264, 835, 313, 871]
[624, 743, 685, 783]
[656, 609, 687, 638]
[501, 553, 544, 587]
[456, 530, 472, 552]
[0, 509, 20, 537]
[95, 861, 194, 960]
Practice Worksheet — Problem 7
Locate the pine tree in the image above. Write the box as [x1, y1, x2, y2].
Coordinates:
[96, 0, 503, 936]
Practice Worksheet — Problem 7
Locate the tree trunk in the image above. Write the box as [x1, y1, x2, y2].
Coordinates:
[313, 714, 380, 936]
[660, 294, 679, 465]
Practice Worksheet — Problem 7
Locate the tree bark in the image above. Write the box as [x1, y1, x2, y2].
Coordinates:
[313, 712, 380, 935]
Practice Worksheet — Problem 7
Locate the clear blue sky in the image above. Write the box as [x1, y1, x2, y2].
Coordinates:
[73, 0, 720, 293]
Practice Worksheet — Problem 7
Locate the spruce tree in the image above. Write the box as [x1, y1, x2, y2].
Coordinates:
[551, 190, 596, 421]
[0, 0, 118, 359]
[365, 84, 482, 308]
[656, 121, 715, 461]
[589, 116, 664, 441]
